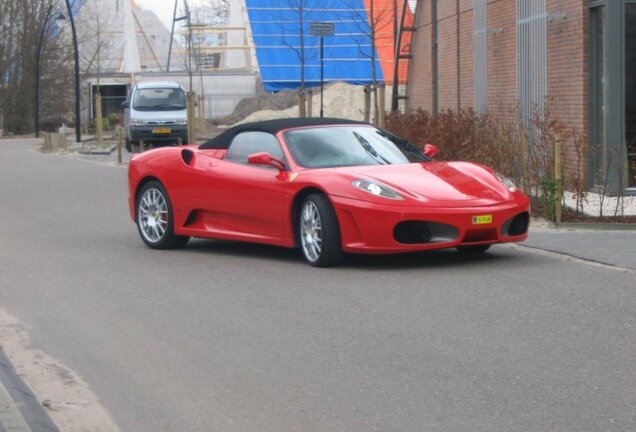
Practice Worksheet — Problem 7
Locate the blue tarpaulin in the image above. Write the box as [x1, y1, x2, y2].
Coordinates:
[245, 0, 384, 92]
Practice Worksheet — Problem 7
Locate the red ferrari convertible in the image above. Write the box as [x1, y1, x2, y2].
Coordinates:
[128, 118, 530, 266]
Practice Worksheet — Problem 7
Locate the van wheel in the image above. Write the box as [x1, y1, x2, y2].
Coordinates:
[125, 137, 132, 152]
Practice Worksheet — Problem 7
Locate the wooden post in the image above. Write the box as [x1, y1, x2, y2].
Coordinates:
[43, 133, 52, 151]
[306, 91, 313, 117]
[555, 134, 563, 225]
[521, 131, 529, 193]
[95, 92, 103, 145]
[117, 126, 122, 164]
[199, 95, 206, 133]
[297, 90, 306, 117]
[51, 133, 60, 151]
[378, 83, 386, 128]
[363, 86, 371, 123]
[139, 139, 145, 153]
[59, 132, 67, 151]
[187, 91, 196, 144]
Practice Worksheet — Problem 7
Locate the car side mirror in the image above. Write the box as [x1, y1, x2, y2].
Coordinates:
[247, 152, 286, 171]
[122, 101, 130, 109]
[423, 144, 440, 159]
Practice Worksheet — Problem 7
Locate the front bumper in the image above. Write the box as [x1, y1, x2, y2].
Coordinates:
[129, 125, 188, 144]
[331, 195, 530, 254]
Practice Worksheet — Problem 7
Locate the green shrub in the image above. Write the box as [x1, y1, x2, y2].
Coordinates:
[385, 106, 586, 220]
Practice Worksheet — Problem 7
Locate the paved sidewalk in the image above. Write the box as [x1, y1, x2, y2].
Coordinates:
[0, 349, 58, 432]
[523, 224, 636, 271]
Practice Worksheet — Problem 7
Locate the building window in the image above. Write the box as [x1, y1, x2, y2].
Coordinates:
[589, 5, 606, 182]
[474, 0, 487, 113]
[516, 0, 547, 130]
[625, 4, 636, 187]
[589, 0, 636, 192]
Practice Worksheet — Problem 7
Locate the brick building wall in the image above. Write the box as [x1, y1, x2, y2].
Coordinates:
[406, 0, 589, 181]
[407, 2, 435, 110]
[546, 1, 589, 179]
[459, 1, 474, 109]
[486, 0, 517, 121]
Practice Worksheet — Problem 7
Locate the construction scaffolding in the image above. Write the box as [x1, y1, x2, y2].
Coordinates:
[169, 0, 256, 72]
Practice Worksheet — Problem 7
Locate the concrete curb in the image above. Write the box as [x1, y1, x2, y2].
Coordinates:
[556, 222, 636, 231]
[78, 144, 117, 155]
[0, 349, 58, 432]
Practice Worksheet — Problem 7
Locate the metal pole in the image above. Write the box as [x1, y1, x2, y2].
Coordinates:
[167, 0, 179, 72]
[555, 134, 563, 225]
[320, 36, 324, 118]
[64, 0, 81, 143]
[35, 2, 54, 138]
[117, 126, 122, 164]
[391, 0, 409, 112]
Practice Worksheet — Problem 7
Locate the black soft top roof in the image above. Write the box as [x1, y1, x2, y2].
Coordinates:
[199, 117, 369, 150]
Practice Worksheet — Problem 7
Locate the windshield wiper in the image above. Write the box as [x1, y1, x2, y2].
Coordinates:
[376, 130, 429, 162]
[353, 131, 390, 164]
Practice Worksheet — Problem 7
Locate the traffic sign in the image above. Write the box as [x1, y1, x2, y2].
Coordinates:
[311, 22, 335, 37]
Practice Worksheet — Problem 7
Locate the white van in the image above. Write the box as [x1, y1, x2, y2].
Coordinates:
[122, 81, 188, 152]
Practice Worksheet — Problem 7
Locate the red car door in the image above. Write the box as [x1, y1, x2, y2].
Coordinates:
[203, 132, 290, 240]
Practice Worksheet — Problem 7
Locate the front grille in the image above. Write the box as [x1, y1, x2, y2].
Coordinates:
[501, 212, 530, 237]
[393, 221, 459, 244]
[146, 121, 176, 126]
[394, 222, 432, 244]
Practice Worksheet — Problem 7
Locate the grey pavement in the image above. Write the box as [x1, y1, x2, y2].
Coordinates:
[1, 137, 635, 432]
[524, 225, 636, 271]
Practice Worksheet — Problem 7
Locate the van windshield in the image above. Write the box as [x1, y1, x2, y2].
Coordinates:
[132, 88, 186, 111]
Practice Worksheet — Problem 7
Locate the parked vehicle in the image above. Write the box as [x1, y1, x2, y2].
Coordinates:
[128, 118, 530, 267]
[122, 81, 188, 152]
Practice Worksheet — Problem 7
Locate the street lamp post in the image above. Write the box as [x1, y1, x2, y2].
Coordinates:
[35, 1, 81, 143]
[64, 0, 82, 144]
[35, 3, 55, 138]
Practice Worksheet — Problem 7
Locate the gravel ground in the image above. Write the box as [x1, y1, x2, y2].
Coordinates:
[563, 191, 636, 216]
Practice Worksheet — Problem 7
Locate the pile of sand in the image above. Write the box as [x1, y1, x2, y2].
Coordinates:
[212, 82, 373, 127]
[208, 90, 298, 126]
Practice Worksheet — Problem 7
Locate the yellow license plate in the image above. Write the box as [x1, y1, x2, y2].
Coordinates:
[152, 127, 172, 134]
[472, 215, 493, 225]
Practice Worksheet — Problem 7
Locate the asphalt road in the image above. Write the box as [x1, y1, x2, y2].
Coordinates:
[0, 139, 634, 432]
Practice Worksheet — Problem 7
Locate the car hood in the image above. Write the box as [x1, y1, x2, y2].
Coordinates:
[318, 161, 514, 207]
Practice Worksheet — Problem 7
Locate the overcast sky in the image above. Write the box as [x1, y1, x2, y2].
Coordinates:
[135, 0, 193, 31]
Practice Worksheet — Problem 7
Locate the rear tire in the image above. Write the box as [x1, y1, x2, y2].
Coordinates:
[299, 194, 343, 267]
[136, 181, 189, 249]
[456, 244, 491, 254]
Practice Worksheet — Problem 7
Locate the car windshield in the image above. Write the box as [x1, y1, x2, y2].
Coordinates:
[132, 88, 186, 111]
[284, 126, 428, 168]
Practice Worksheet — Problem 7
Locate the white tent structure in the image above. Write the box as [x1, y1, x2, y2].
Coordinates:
[73, 0, 258, 120]
[75, 0, 183, 73]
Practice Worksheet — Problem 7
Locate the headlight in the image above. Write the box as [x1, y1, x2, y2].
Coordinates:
[174, 119, 187, 125]
[495, 172, 517, 192]
[129, 119, 146, 126]
[352, 179, 404, 200]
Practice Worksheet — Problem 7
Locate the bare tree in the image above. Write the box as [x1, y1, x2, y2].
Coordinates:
[0, 0, 73, 135]
[75, 0, 119, 143]
[274, 0, 310, 116]
[343, 0, 395, 124]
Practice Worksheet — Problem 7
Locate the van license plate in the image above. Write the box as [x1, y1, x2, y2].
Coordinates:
[472, 215, 492, 225]
[152, 127, 172, 134]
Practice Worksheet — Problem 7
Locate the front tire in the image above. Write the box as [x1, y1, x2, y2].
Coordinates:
[299, 194, 343, 267]
[136, 181, 189, 249]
